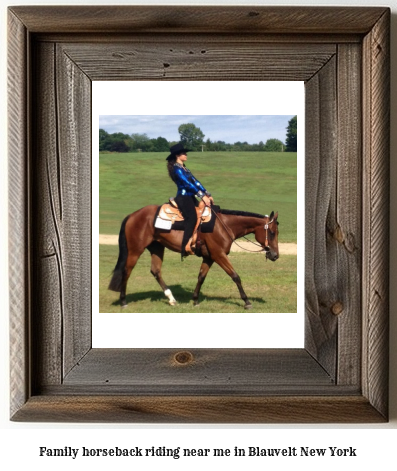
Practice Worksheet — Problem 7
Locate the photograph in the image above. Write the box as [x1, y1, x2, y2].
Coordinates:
[92, 82, 304, 348]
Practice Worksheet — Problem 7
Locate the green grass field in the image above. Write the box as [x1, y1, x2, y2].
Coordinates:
[99, 151, 297, 243]
[100, 245, 297, 313]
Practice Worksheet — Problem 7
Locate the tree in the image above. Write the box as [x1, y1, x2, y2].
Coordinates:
[178, 123, 205, 151]
[264, 138, 284, 152]
[99, 130, 132, 152]
[130, 133, 152, 152]
[110, 139, 129, 152]
[285, 116, 297, 152]
[99, 129, 109, 151]
[152, 136, 170, 152]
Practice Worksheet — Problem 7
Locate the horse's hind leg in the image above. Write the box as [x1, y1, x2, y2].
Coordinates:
[192, 257, 214, 306]
[120, 251, 143, 307]
[147, 242, 177, 306]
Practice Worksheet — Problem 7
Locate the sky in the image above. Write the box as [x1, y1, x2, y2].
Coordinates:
[99, 115, 295, 145]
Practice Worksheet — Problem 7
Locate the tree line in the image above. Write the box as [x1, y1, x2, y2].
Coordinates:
[99, 116, 297, 153]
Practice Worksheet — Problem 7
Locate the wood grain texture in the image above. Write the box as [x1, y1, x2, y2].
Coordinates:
[56, 45, 92, 376]
[62, 349, 333, 393]
[60, 42, 335, 82]
[8, 6, 390, 423]
[9, 6, 387, 34]
[305, 44, 363, 386]
[35, 33, 363, 45]
[362, 9, 390, 419]
[32, 42, 63, 387]
[11, 396, 385, 424]
[335, 44, 362, 386]
[31, 42, 92, 387]
[304, 57, 338, 377]
[8, 10, 30, 419]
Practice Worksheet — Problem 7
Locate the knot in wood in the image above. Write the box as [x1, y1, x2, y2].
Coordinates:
[174, 351, 194, 365]
[333, 225, 344, 244]
[331, 302, 344, 316]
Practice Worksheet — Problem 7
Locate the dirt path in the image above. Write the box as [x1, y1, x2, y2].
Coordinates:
[99, 234, 297, 255]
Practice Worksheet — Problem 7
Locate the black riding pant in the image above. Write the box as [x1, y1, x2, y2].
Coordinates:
[175, 195, 197, 254]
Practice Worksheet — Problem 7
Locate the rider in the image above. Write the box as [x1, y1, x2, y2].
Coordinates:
[166, 142, 213, 258]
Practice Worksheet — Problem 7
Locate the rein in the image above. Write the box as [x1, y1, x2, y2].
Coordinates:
[209, 206, 272, 253]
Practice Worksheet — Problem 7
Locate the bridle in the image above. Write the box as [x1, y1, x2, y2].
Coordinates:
[263, 217, 275, 251]
[210, 207, 276, 254]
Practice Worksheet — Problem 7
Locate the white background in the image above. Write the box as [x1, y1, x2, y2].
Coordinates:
[1, 0, 396, 469]
[92, 81, 305, 348]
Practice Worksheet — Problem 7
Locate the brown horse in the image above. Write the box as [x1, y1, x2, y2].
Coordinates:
[108, 205, 279, 309]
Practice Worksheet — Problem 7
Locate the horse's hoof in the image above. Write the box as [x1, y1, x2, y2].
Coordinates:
[169, 301, 177, 306]
[244, 303, 253, 310]
[121, 304, 128, 309]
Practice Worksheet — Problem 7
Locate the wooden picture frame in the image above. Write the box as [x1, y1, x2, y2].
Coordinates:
[8, 6, 390, 423]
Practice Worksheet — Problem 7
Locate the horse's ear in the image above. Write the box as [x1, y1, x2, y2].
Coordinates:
[270, 211, 274, 219]
[274, 211, 278, 220]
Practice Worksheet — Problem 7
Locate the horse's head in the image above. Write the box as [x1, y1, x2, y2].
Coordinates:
[255, 211, 279, 261]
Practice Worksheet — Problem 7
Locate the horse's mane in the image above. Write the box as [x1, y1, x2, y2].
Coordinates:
[219, 208, 265, 219]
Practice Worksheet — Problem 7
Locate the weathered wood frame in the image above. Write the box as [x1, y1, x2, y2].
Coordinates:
[8, 6, 390, 423]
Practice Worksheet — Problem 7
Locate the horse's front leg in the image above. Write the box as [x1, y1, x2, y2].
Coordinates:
[212, 253, 252, 309]
[192, 257, 214, 306]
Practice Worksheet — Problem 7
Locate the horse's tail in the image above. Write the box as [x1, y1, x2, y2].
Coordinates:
[108, 215, 130, 292]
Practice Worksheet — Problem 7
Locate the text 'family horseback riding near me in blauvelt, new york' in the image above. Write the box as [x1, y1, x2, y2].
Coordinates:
[37, 445, 358, 460]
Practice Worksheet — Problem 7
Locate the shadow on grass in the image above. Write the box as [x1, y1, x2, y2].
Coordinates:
[113, 284, 267, 309]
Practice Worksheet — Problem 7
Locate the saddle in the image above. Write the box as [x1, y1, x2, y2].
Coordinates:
[154, 198, 212, 255]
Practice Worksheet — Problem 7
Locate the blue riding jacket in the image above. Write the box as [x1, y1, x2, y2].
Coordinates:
[173, 163, 208, 199]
